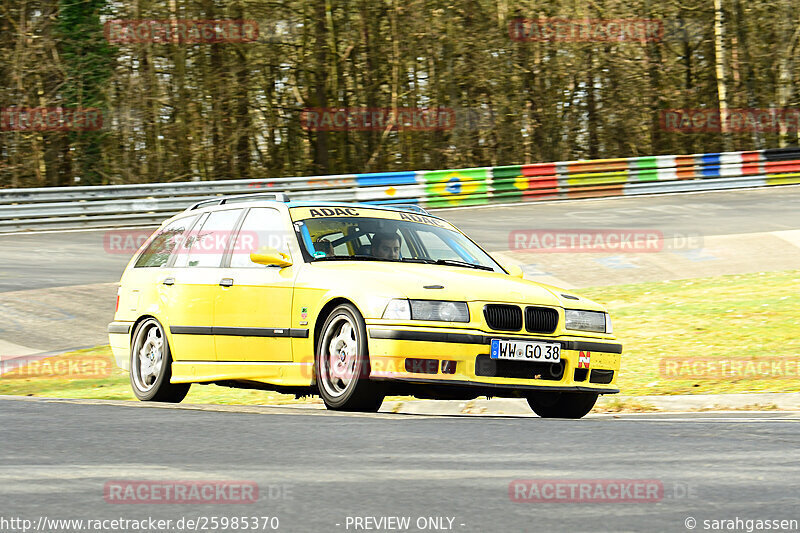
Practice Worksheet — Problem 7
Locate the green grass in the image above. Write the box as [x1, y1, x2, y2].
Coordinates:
[0, 346, 325, 405]
[582, 270, 800, 395]
[2, 269, 798, 403]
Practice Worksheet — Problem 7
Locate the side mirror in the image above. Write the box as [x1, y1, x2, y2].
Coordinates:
[505, 264, 524, 279]
[250, 247, 292, 268]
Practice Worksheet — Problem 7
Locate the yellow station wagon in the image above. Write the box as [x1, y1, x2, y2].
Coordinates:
[108, 194, 622, 418]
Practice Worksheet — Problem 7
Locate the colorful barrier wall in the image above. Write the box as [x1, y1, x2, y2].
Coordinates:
[407, 147, 800, 208]
[1, 147, 799, 231]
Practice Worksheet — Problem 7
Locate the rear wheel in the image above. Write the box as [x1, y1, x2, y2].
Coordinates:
[526, 391, 598, 419]
[315, 303, 384, 412]
[130, 318, 190, 403]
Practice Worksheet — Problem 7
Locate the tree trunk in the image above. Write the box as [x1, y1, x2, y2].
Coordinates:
[714, 0, 732, 151]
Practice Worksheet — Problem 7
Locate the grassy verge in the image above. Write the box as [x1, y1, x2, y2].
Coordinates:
[1, 269, 797, 403]
[0, 346, 323, 405]
[581, 269, 800, 396]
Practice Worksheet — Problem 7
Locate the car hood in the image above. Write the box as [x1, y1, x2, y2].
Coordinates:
[303, 261, 605, 311]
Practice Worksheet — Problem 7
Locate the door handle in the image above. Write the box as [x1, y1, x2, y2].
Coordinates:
[162, 277, 175, 286]
[219, 278, 234, 287]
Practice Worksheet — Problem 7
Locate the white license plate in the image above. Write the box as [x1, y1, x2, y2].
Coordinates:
[490, 339, 561, 362]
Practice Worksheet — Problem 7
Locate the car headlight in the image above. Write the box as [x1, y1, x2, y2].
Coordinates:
[382, 299, 411, 320]
[382, 299, 470, 322]
[565, 309, 608, 333]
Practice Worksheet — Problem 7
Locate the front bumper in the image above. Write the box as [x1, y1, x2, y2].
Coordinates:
[366, 325, 622, 395]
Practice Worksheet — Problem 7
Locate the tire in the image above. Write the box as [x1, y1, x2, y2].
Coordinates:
[315, 303, 384, 412]
[526, 391, 598, 419]
[130, 318, 190, 403]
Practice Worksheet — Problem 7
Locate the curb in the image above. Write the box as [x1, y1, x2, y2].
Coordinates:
[3, 392, 798, 416]
[379, 392, 800, 416]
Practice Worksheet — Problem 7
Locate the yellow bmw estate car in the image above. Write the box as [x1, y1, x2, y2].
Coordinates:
[108, 193, 622, 418]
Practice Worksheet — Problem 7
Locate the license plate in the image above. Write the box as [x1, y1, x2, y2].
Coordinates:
[490, 339, 561, 362]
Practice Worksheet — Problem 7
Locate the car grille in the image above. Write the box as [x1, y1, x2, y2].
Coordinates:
[483, 304, 523, 331]
[475, 355, 564, 381]
[525, 306, 559, 334]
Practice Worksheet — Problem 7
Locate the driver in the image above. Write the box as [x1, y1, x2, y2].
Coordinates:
[371, 232, 401, 260]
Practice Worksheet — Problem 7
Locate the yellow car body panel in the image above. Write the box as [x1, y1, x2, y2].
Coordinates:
[212, 265, 295, 362]
[109, 200, 622, 397]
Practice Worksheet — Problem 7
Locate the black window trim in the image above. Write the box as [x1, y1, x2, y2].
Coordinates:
[167, 208, 246, 269]
[166, 212, 207, 268]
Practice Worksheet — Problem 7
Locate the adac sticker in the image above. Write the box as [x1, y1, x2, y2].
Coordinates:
[398, 211, 445, 227]
[308, 207, 360, 217]
[578, 351, 591, 369]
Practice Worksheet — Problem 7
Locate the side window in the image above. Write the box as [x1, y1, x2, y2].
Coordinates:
[317, 231, 346, 256]
[171, 212, 208, 267]
[230, 208, 291, 268]
[175, 209, 243, 268]
[354, 232, 371, 255]
[134, 216, 196, 268]
[397, 230, 412, 258]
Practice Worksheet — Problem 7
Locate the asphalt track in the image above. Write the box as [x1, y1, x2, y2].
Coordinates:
[2, 396, 800, 533]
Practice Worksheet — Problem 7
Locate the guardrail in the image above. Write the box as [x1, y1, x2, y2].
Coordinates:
[1, 147, 799, 232]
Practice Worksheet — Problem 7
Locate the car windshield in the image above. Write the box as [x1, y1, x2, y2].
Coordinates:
[293, 214, 503, 272]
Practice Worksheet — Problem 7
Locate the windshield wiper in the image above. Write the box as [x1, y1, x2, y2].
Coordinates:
[401, 257, 494, 271]
[313, 255, 493, 271]
[399, 258, 434, 265]
[434, 259, 494, 271]
[312, 255, 400, 263]
[313, 255, 373, 261]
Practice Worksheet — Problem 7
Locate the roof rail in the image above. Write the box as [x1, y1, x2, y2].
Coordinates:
[385, 204, 431, 216]
[186, 192, 290, 211]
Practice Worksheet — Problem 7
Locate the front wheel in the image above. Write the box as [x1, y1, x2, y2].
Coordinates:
[130, 318, 190, 403]
[526, 391, 598, 419]
[315, 303, 384, 412]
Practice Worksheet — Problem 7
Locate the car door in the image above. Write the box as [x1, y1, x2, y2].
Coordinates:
[126, 214, 203, 360]
[166, 208, 245, 361]
[214, 207, 297, 362]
